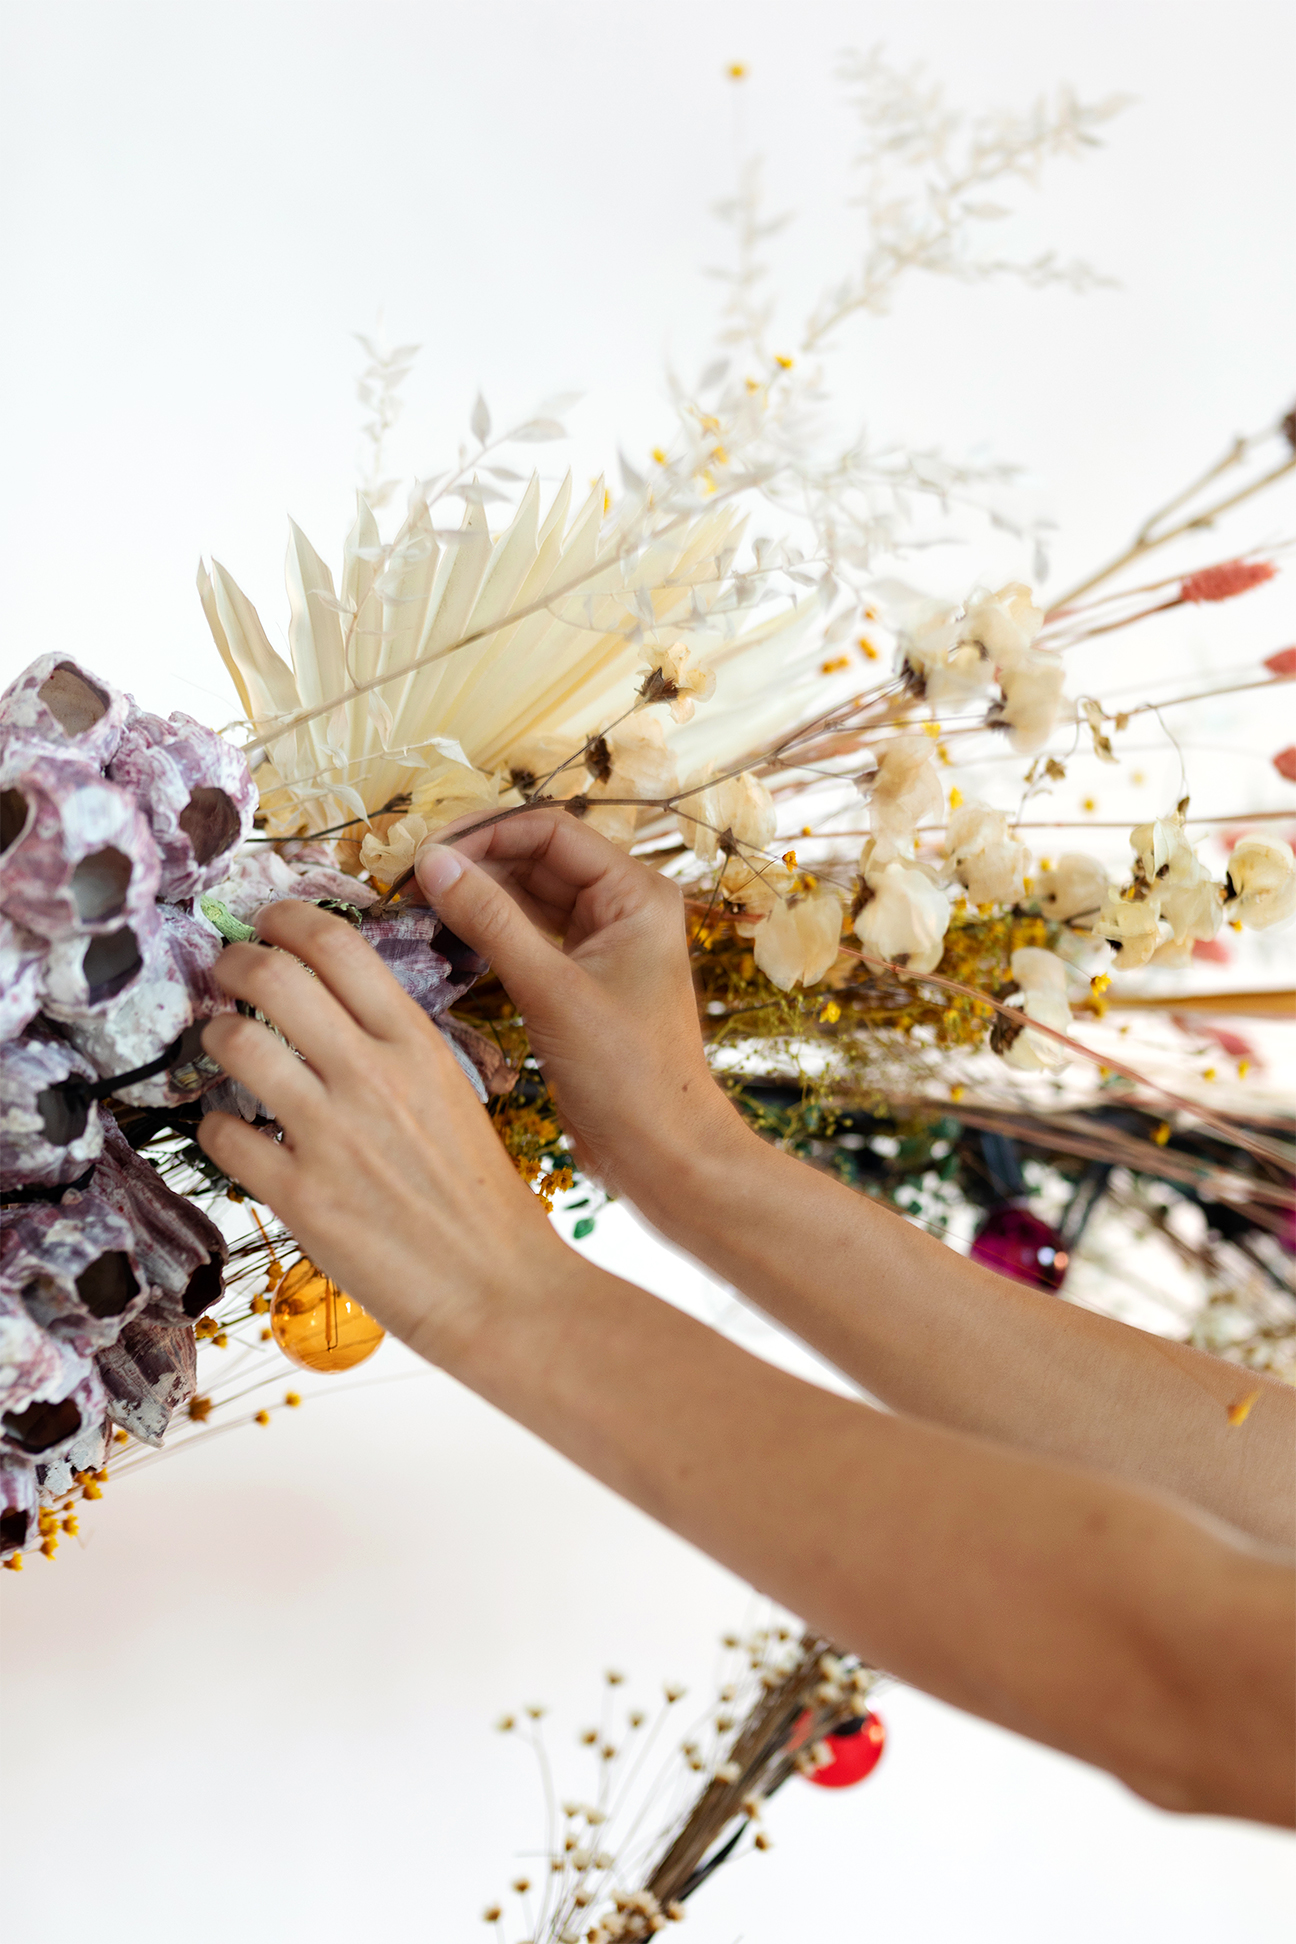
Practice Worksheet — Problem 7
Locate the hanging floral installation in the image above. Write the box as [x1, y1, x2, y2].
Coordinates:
[2, 45, 1294, 1932]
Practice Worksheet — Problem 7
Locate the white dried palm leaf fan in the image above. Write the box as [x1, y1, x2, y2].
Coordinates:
[200, 470, 823, 844]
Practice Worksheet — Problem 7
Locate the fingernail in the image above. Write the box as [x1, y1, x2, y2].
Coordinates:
[415, 841, 465, 898]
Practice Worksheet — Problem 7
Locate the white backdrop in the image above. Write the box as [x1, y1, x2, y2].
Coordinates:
[2, 3, 1295, 1939]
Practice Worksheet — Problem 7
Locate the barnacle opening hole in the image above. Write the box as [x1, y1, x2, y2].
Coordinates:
[75, 1251, 141, 1320]
[0, 786, 30, 853]
[2, 1395, 82, 1455]
[70, 846, 133, 924]
[37, 663, 110, 737]
[82, 927, 143, 1004]
[178, 786, 241, 864]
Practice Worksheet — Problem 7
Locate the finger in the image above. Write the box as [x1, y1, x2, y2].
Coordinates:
[413, 838, 581, 1016]
[253, 899, 430, 1043]
[196, 1108, 297, 1208]
[422, 807, 671, 943]
[210, 938, 370, 1080]
[201, 1012, 325, 1128]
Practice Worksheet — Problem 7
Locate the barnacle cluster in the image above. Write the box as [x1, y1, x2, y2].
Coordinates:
[1, 655, 503, 1564]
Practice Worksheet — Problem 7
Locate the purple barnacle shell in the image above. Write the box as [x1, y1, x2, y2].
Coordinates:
[0, 1449, 37, 1553]
[0, 747, 160, 943]
[212, 844, 379, 924]
[90, 1119, 227, 1321]
[0, 913, 45, 1044]
[1, 1346, 105, 1466]
[0, 654, 130, 768]
[359, 909, 479, 1019]
[1, 1196, 150, 1356]
[0, 1027, 106, 1191]
[55, 904, 232, 1106]
[107, 708, 257, 900]
[96, 1313, 196, 1446]
[0, 1282, 66, 1417]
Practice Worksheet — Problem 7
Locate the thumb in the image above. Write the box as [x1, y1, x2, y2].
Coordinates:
[414, 841, 565, 1013]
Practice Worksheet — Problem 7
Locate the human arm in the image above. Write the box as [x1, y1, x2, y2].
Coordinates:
[195, 902, 1295, 1828]
[411, 809, 1296, 1551]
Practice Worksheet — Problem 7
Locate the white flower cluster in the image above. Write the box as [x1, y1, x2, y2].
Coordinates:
[897, 581, 1066, 754]
[1093, 818, 1295, 970]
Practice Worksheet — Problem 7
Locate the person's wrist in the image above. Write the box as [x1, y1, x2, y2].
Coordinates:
[402, 1205, 571, 1374]
[619, 1076, 762, 1239]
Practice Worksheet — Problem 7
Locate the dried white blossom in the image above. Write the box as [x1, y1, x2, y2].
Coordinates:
[866, 737, 942, 849]
[853, 856, 950, 973]
[1036, 853, 1107, 923]
[677, 770, 776, 863]
[637, 643, 717, 723]
[1094, 891, 1166, 969]
[1223, 835, 1296, 932]
[583, 717, 679, 848]
[747, 884, 843, 991]
[359, 813, 433, 884]
[944, 803, 1030, 906]
[895, 595, 993, 711]
[960, 583, 1043, 668]
[996, 649, 1066, 754]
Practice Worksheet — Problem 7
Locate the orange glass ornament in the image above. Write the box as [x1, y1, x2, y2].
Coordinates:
[269, 1260, 385, 1374]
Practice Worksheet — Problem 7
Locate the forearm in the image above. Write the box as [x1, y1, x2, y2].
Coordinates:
[623, 1102, 1296, 1549]
[436, 1251, 1294, 1827]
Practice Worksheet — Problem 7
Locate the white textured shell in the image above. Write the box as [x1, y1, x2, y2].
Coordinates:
[0, 1029, 106, 1190]
[0, 745, 161, 941]
[0, 1195, 151, 1356]
[211, 842, 379, 923]
[97, 1313, 197, 1447]
[0, 1450, 38, 1554]
[0, 654, 130, 767]
[59, 904, 232, 1105]
[0, 1285, 67, 1417]
[36, 1404, 110, 1500]
[40, 909, 160, 1017]
[108, 708, 258, 900]
[90, 1120, 227, 1321]
[0, 1345, 105, 1468]
[0, 914, 46, 1044]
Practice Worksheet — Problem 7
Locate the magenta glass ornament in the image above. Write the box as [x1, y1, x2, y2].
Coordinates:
[970, 1205, 1069, 1291]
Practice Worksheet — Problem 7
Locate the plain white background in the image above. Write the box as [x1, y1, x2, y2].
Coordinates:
[2, 4, 1294, 1940]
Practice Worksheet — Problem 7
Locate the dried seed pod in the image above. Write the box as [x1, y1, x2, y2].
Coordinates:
[90, 1120, 227, 1320]
[359, 909, 478, 1019]
[0, 1027, 106, 1190]
[1, 1348, 105, 1465]
[37, 1404, 110, 1500]
[0, 913, 45, 1045]
[57, 903, 232, 1105]
[107, 708, 257, 900]
[1, 1195, 150, 1356]
[40, 911, 158, 1016]
[0, 654, 130, 767]
[0, 1450, 37, 1554]
[95, 1312, 196, 1447]
[0, 1285, 67, 1417]
[0, 747, 160, 942]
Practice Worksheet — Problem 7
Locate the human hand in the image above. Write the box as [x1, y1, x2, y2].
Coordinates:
[196, 900, 563, 1363]
[413, 808, 745, 1202]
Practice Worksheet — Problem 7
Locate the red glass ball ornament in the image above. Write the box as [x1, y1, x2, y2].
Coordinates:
[804, 1711, 886, 1789]
[970, 1205, 1068, 1292]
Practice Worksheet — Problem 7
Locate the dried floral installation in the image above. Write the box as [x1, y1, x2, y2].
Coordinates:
[2, 46, 1293, 1933]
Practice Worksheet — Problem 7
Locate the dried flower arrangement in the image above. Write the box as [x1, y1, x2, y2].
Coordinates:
[2, 42, 1293, 1930]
